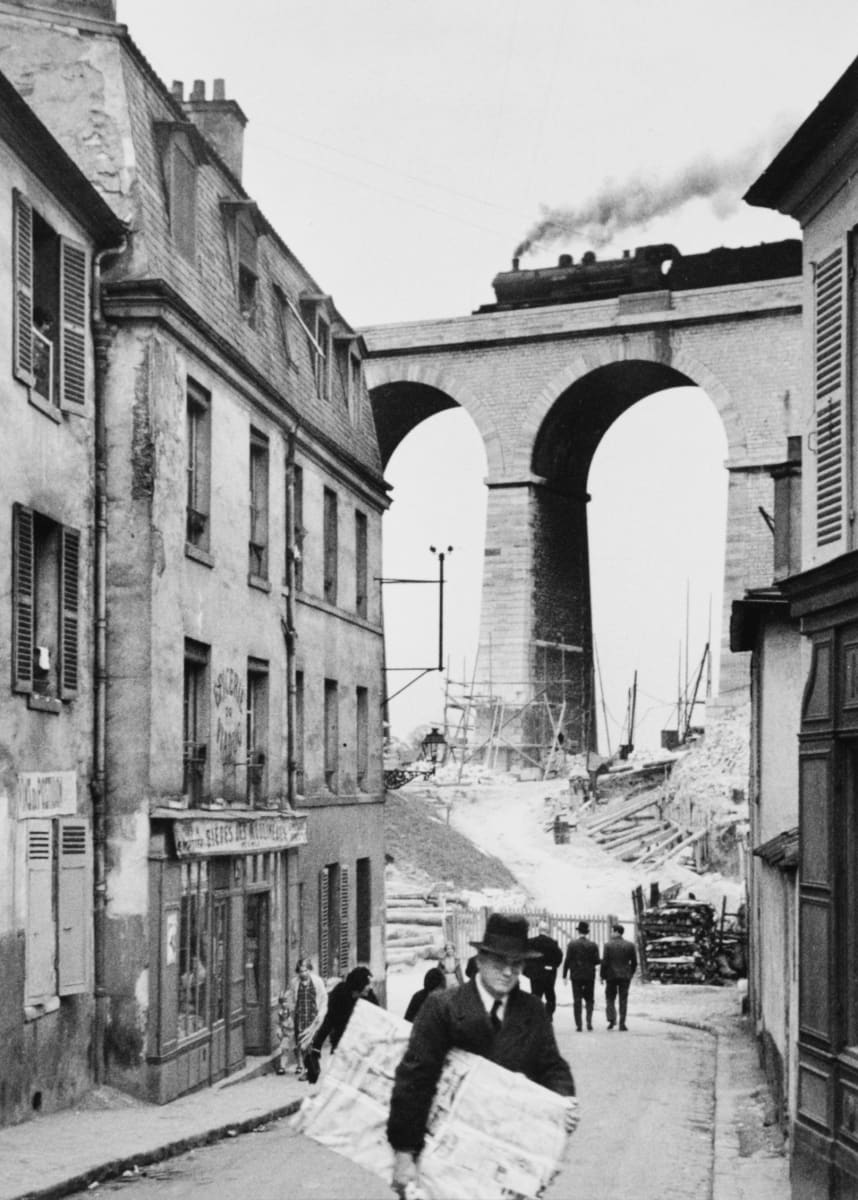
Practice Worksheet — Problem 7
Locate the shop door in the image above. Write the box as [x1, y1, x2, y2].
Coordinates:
[209, 892, 230, 1080]
[244, 891, 270, 1052]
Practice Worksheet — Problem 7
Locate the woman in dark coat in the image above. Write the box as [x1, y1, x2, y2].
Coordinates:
[311, 965, 379, 1053]
[404, 967, 445, 1022]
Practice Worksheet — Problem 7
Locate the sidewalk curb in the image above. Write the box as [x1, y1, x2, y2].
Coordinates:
[16, 1099, 304, 1200]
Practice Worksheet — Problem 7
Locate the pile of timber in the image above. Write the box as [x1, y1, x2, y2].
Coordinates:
[385, 888, 445, 968]
[632, 890, 747, 985]
[580, 789, 693, 870]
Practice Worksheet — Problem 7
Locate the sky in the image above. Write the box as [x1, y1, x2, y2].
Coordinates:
[120, 0, 857, 750]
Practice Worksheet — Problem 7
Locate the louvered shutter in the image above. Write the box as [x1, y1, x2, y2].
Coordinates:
[318, 867, 330, 977]
[25, 820, 55, 1005]
[12, 503, 35, 694]
[59, 525, 80, 699]
[58, 817, 90, 995]
[814, 246, 847, 548]
[339, 864, 350, 973]
[13, 190, 34, 384]
[60, 239, 87, 408]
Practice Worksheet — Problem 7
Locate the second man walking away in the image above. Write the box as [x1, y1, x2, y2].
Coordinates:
[600, 922, 638, 1031]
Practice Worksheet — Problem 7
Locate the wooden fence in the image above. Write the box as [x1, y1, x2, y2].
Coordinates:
[444, 906, 621, 964]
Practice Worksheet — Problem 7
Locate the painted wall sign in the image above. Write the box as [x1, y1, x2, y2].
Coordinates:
[214, 667, 245, 762]
[17, 770, 77, 818]
[173, 814, 308, 858]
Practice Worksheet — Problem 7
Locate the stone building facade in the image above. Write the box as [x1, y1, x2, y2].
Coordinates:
[0, 66, 125, 1123]
[0, 0, 388, 1113]
[746, 50, 858, 1199]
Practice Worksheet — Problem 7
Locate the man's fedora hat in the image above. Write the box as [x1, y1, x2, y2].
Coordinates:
[470, 913, 542, 960]
[577, 920, 590, 934]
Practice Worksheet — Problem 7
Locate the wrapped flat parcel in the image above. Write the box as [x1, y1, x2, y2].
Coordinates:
[293, 999, 570, 1200]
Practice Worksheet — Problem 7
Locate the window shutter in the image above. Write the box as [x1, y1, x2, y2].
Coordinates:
[339, 864, 350, 973]
[12, 503, 35, 694]
[814, 246, 846, 548]
[60, 525, 81, 699]
[25, 820, 55, 1005]
[60, 239, 87, 408]
[58, 817, 90, 995]
[318, 867, 330, 977]
[13, 190, 34, 385]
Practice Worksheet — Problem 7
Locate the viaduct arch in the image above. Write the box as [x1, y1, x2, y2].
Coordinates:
[363, 259, 802, 754]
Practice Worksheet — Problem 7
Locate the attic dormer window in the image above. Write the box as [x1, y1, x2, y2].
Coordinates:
[334, 329, 362, 422]
[299, 294, 332, 400]
[154, 122, 207, 263]
[221, 200, 262, 328]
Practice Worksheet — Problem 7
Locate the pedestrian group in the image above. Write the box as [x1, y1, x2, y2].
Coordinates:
[280, 912, 637, 1199]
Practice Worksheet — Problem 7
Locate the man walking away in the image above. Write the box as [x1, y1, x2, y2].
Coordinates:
[525, 921, 563, 1019]
[387, 913, 579, 1198]
[600, 923, 637, 1031]
[563, 920, 600, 1031]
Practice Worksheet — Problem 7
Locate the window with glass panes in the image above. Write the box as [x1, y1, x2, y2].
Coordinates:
[178, 860, 209, 1039]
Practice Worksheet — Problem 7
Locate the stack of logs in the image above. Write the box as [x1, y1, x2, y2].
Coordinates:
[632, 887, 746, 984]
[385, 888, 445, 969]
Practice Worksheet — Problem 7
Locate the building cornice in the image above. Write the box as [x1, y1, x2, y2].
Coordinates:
[103, 277, 388, 499]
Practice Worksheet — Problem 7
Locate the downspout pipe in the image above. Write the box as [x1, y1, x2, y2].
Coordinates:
[282, 425, 300, 811]
[90, 237, 126, 1083]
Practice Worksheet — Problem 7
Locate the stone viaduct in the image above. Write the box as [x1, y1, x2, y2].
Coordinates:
[362, 254, 802, 755]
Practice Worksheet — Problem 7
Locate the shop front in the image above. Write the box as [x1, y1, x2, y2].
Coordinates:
[146, 808, 307, 1103]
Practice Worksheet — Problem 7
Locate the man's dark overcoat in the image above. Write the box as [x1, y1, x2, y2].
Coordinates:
[563, 936, 600, 981]
[387, 978, 575, 1155]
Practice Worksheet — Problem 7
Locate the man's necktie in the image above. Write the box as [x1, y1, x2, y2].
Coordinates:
[490, 999, 502, 1033]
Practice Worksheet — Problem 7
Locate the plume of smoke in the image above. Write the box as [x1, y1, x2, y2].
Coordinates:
[514, 123, 796, 260]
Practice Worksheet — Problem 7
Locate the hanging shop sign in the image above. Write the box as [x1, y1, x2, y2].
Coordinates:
[172, 812, 308, 858]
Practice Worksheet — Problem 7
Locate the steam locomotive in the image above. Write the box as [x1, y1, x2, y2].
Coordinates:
[480, 239, 801, 312]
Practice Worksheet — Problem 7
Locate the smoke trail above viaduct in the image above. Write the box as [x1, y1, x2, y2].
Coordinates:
[514, 122, 796, 260]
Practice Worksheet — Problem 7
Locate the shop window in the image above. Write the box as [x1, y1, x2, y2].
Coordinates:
[295, 670, 305, 794]
[356, 686, 369, 790]
[319, 862, 349, 978]
[324, 678, 339, 792]
[355, 509, 368, 618]
[13, 190, 87, 413]
[24, 817, 92, 1010]
[178, 860, 209, 1039]
[356, 857, 371, 964]
[249, 429, 269, 582]
[246, 658, 269, 807]
[186, 380, 211, 552]
[183, 639, 209, 806]
[12, 504, 80, 710]
[323, 487, 338, 604]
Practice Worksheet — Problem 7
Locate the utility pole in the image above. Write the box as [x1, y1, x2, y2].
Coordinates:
[429, 545, 453, 672]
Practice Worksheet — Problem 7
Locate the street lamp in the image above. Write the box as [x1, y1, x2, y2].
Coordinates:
[421, 726, 447, 770]
[429, 545, 453, 672]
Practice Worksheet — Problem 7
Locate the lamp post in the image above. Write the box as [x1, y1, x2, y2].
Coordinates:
[421, 726, 447, 772]
[429, 545, 453, 672]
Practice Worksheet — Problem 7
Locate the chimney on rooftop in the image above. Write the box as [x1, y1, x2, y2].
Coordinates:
[181, 78, 248, 181]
